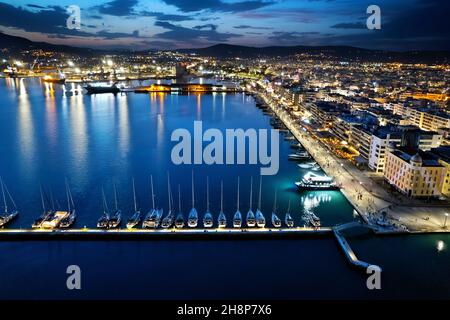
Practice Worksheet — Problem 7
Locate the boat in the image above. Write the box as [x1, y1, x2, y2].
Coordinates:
[304, 212, 321, 228]
[0, 177, 19, 228]
[288, 151, 311, 161]
[127, 179, 141, 229]
[233, 177, 242, 228]
[290, 143, 304, 150]
[97, 187, 110, 229]
[203, 177, 213, 228]
[246, 177, 256, 227]
[143, 175, 163, 228]
[32, 186, 55, 229]
[284, 199, 294, 228]
[108, 184, 122, 228]
[59, 180, 76, 229]
[217, 181, 227, 228]
[284, 134, 296, 141]
[161, 173, 175, 229]
[255, 176, 266, 228]
[297, 161, 318, 169]
[271, 190, 282, 228]
[43, 71, 65, 84]
[84, 82, 121, 94]
[295, 172, 339, 191]
[175, 185, 184, 228]
[188, 171, 198, 228]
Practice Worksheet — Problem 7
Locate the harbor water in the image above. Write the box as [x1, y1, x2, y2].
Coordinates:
[0, 78, 449, 299]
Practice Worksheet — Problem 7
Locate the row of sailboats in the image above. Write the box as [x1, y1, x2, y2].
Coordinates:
[0, 177, 19, 227]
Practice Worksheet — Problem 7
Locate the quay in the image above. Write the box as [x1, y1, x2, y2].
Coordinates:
[0, 227, 332, 240]
[134, 83, 244, 94]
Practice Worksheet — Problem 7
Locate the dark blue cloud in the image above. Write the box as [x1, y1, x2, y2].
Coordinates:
[154, 21, 241, 42]
[139, 11, 193, 21]
[96, 0, 138, 16]
[331, 22, 366, 29]
[161, 0, 276, 13]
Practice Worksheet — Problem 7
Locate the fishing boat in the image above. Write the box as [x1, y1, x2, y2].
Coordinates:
[203, 177, 213, 228]
[217, 181, 227, 228]
[271, 190, 282, 228]
[108, 184, 122, 228]
[32, 186, 55, 229]
[255, 176, 266, 228]
[295, 172, 339, 190]
[175, 185, 184, 228]
[188, 171, 198, 228]
[59, 180, 76, 228]
[127, 179, 141, 229]
[161, 173, 175, 229]
[233, 177, 242, 228]
[0, 177, 19, 227]
[284, 199, 294, 228]
[97, 187, 110, 229]
[246, 177, 256, 227]
[143, 175, 163, 228]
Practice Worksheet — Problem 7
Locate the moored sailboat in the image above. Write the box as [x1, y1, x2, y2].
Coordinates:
[188, 171, 198, 228]
[175, 184, 184, 228]
[217, 181, 227, 228]
[271, 189, 281, 228]
[246, 177, 256, 227]
[127, 178, 142, 229]
[0, 177, 19, 228]
[255, 176, 266, 228]
[203, 177, 213, 228]
[233, 177, 242, 228]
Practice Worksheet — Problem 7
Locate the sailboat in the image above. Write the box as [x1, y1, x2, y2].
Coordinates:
[59, 179, 76, 228]
[255, 176, 266, 228]
[143, 175, 162, 228]
[217, 180, 227, 228]
[108, 184, 122, 228]
[233, 177, 242, 228]
[0, 177, 19, 227]
[127, 178, 142, 229]
[188, 171, 198, 228]
[246, 177, 256, 227]
[175, 184, 184, 228]
[203, 177, 213, 228]
[161, 173, 175, 229]
[271, 189, 281, 228]
[97, 186, 110, 229]
[32, 186, 54, 229]
[284, 199, 294, 228]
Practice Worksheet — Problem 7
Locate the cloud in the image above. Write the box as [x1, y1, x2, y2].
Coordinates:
[139, 11, 193, 21]
[233, 24, 273, 30]
[161, 0, 275, 13]
[193, 24, 217, 31]
[26, 4, 45, 9]
[96, 0, 138, 16]
[268, 31, 320, 43]
[331, 22, 366, 29]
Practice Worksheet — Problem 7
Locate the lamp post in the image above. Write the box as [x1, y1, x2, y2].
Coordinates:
[444, 213, 448, 229]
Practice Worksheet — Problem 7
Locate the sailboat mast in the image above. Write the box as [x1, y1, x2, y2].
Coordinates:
[220, 180, 223, 213]
[65, 179, 71, 211]
[167, 172, 171, 212]
[273, 189, 277, 212]
[287, 198, 291, 213]
[150, 175, 155, 209]
[258, 176, 262, 210]
[249, 176, 253, 210]
[0, 177, 6, 213]
[132, 178, 137, 212]
[40, 185, 46, 213]
[206, 176, 209, 211]
[191, 171, 195, 209]
[178, 184, 181, 213]
[113, 183, 118, 211]
[237, 177, 240, 211]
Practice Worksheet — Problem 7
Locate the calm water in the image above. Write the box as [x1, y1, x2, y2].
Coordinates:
[0, 78, 448, 299]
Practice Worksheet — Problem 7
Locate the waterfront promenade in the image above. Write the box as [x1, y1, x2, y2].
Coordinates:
[258, 90, 450, 233]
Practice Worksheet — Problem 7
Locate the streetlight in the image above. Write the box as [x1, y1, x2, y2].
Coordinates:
[444, 213, 448, 228]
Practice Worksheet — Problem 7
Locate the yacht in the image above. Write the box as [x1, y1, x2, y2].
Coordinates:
[255, 176, 266, 228]
[233, 177, 242, 228]
[188, 171, 198, 228]
[288, 151, 311, 161]
[305, 212, 321, 228]
[271, 190, 281, 228]
[175, 185, 184, 228]
[246, 177, 256, 227]
[108, 184, 122, 228]
[32, 186, 55, 229]
[0, 177, 19, 228]
[97, 187, 110, 229]
[284, 200, 294, 228]
[295, 172, 339, 191]
[143, 175, 162, 228]
[161, 173, 175, 229]
[203, 177, 213, 228]
[84, 82, 121, 94]
[217, 181, 227, 228]
[59, 180, 76, 229]
[127, 179, 141, 229]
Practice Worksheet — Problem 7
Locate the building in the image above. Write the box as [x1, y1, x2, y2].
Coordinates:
[431, 147, 450, 197]
[393, 105, 450, 132]
[384, 146, 445, 198]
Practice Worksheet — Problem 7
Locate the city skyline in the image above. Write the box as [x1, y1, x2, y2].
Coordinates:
[0, 0, 449, 51]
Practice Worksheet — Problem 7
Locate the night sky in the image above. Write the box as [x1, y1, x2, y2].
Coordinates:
[0, 0, 448, 51]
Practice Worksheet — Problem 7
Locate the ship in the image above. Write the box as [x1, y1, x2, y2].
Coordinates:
[255, 176, 266, 228]
[284, 199, 294, 228]
[126, 179, 141, 229]
[161, 173, 175, 229]
[202, 177, 213, 228]
[295, 172, 339, 191]
[188, 171, 198, 228]
[271, 189, 281, 228]
[43, 71, 65, 84]
[143, 175, 162, 228]
[217, 181, 227, 228]
[107, 184, 122, 228]
[0, 177, 19, 228]
[233, 177, 242, 228]
[175, 185, 184, 228]
[84, 82, 121, 94]
[246, 177, 256, 227]
[97, 187, 110, 229]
